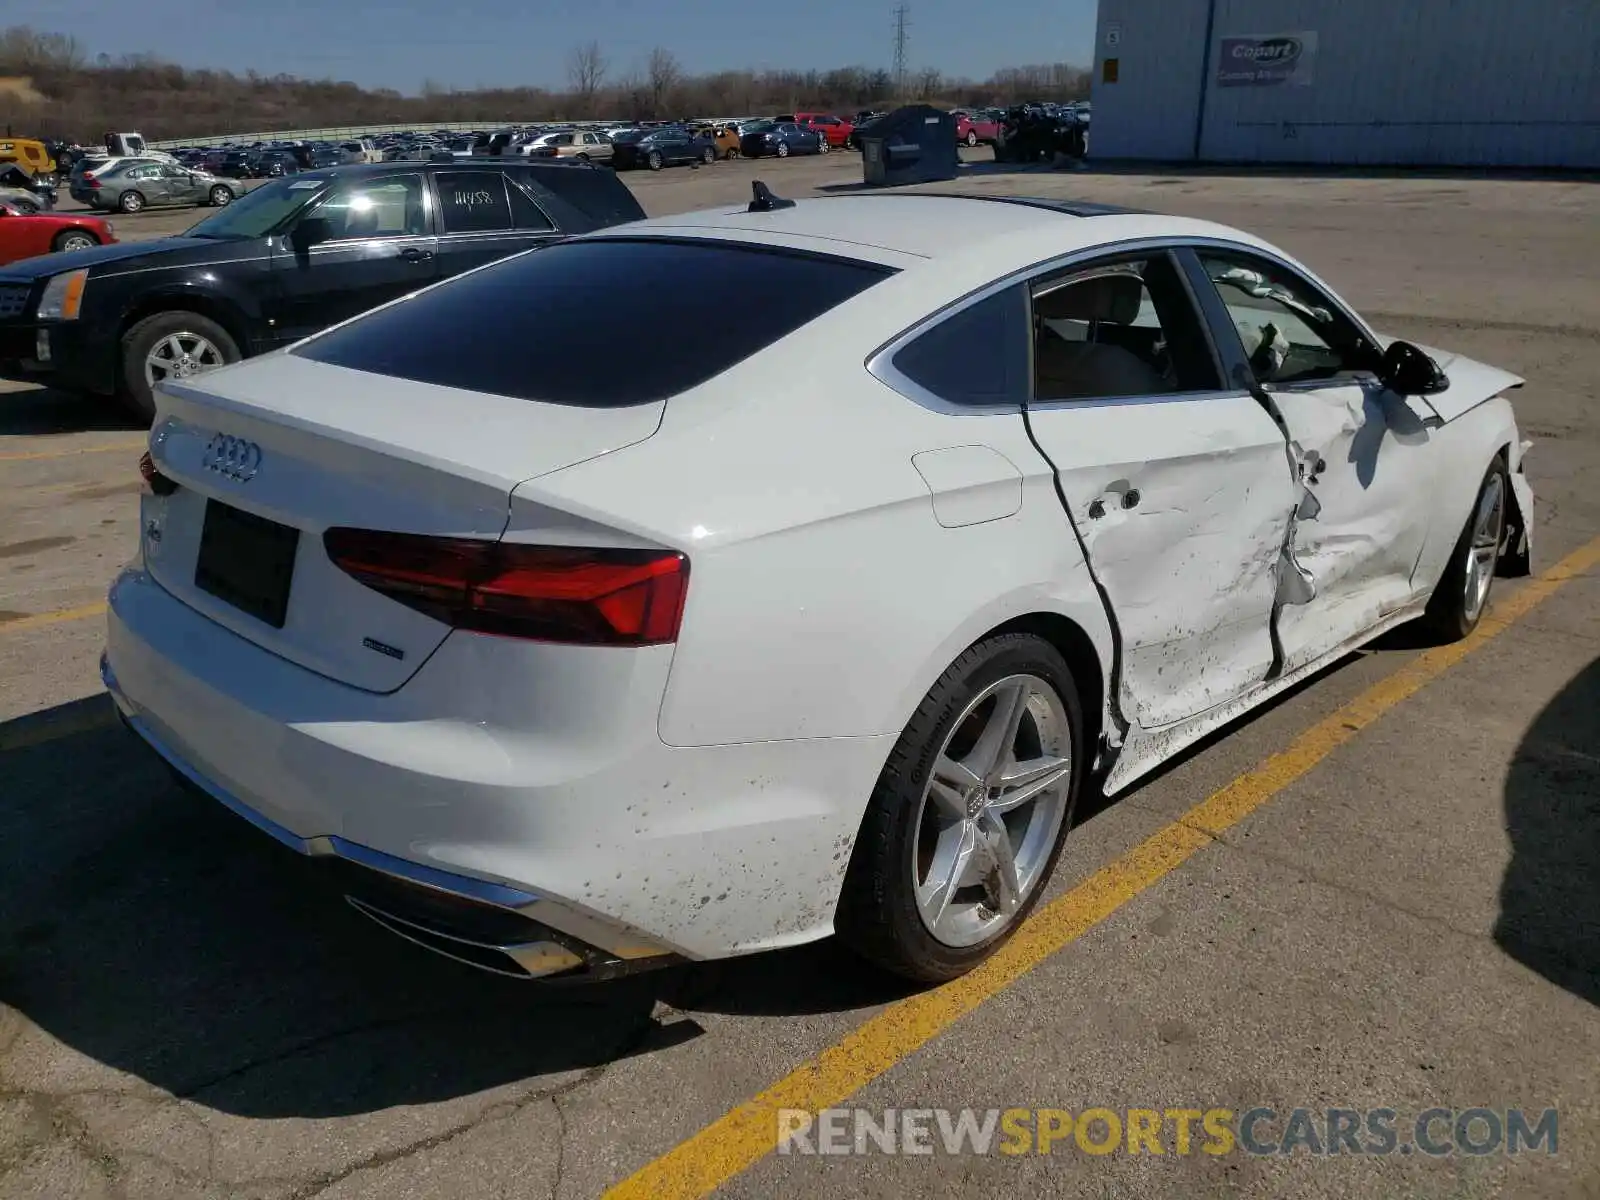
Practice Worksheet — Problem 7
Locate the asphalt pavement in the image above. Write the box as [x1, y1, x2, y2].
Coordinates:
[2, 152, 1597, 1199]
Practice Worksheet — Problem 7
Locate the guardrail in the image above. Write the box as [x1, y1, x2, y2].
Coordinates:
[148, 121, 516, 148]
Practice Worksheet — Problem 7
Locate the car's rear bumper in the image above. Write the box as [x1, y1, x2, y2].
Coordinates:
[104, 563, 891, 970]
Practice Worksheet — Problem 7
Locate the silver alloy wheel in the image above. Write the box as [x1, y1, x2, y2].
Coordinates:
[210, 186, 232, 206]
[144, 331, 225, 390]
[776, 141, 789, 157]
[1462, 471, 1506, 625]
[58, 233, 97, 253]
[121, 191, 143, 212]
[912, 673, 1073, 948]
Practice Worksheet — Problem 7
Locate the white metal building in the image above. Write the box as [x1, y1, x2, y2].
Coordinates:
[1089, 0, 1600, 167]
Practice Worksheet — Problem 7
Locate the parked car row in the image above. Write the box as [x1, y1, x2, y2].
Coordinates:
[0, 158, 646, 418]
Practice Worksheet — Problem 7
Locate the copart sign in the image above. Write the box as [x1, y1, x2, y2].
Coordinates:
[1216, 31, 1317, 86]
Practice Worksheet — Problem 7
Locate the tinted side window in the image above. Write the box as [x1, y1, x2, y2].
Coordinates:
[506, 180, 555, 231]
[435, 171, 512, 233]
[308, 175, 426, 240]
[295, 238, 894, 406]
[889, 285, 1030, 408]
[1030, 254, 1220, 401]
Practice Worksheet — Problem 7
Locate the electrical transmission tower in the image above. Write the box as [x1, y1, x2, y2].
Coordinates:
[892, 4, 910, 99]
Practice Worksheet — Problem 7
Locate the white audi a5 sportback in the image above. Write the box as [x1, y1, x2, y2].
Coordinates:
[104, 188, 1532, 983]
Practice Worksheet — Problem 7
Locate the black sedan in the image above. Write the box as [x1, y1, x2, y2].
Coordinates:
[611, 128, 719, 171]
[738, 121, 825, 159]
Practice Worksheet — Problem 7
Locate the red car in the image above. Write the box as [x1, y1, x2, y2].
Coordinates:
[787, 113, 856, 148]
[954, 111, 1002, 147]
[0, 204, 115, 266]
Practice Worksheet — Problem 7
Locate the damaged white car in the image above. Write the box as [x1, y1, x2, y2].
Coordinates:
[103, 188, 1531, 984]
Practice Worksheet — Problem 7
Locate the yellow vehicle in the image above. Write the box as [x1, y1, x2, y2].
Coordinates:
[0, 139, 55, 177]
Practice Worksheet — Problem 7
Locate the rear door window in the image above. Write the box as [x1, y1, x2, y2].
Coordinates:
[294, 238, 895, 406]
[435, 171, 513, 232]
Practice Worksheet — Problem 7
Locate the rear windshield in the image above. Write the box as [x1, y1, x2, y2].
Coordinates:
[294, 237, 894, 406]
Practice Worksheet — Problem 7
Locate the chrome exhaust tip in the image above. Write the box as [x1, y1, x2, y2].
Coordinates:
[344, 895, 585, 980]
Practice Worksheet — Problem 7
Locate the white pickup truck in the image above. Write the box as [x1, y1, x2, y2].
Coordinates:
[338, 139, 384, 164]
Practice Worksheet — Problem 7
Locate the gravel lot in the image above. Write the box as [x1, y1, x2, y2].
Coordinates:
[3, 150, 1597, 1199]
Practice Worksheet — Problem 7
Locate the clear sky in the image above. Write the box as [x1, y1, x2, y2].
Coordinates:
[13, 0, 1099, 94]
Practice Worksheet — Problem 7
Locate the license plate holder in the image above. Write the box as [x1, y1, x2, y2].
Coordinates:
[194, 500, 299, 629]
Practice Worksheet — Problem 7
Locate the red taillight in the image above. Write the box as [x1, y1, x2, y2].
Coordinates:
[138, 451, 177, 496]
[322, 530, 689, 646]
[86, 177, 101, 188]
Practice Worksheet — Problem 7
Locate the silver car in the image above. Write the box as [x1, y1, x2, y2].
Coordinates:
[85, 161, 238, 215]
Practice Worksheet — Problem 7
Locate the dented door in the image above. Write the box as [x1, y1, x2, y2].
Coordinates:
[1021, 251, 1299, 732]
[1187, 248, 1439, 676]
[1029, 396, 1298, 730]
[1268, 379, 1437, 674]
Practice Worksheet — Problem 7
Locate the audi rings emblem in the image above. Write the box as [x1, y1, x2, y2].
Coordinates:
[202, 433, 262, 482]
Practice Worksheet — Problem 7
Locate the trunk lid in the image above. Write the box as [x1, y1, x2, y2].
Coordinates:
[143, 353, 663, 692]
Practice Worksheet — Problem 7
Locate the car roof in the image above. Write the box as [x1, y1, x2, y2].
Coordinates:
[587, 192, 1267, 271]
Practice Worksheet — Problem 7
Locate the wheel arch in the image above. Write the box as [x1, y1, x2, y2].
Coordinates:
[984, 611, 1107, 766]
[117, 289, 255, 358]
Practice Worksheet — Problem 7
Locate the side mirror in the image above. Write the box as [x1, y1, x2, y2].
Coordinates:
[291, 216, 332, 250]
[1380, 340, 1449, 396]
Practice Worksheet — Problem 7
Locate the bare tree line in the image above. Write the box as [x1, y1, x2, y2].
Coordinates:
[0, 24, 1087, 142]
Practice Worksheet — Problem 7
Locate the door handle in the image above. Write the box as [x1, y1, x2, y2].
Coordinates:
[400, 247, 434, 263]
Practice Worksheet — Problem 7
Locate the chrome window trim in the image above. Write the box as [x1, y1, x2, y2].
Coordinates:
[864, 236, 1235, 416]
[868, 235, 1303, 415]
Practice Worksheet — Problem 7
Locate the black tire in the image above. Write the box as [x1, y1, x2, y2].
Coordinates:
[208, 185, 233, 207]
[776, 142, 789, 158]
[702, 147, 716, 165]
[965, 130, 979, 147]
[647, 151, 663, 171]
[724, 147, 740, 160]
[53, 230, 99, 253]
[1417, 456, 1509, 643]
[118, 190, 145, 214]
[836, 633, 1086, 983]
[119, 311, 241, 425]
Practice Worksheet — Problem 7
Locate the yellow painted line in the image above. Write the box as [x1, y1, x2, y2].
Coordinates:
[603, 533, 1600, 1200]
[0, 439, 145, 463]
[0, 602, 107, 636]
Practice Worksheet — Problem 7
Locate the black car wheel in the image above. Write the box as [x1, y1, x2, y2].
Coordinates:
[647, 150, 664, 171]
[120, 310, 242, 425]
[836, 633, 1085, 983]
[118, 190, 145, 214]
[965, 130, 979, 147]
[208, 185, 234, 207]
[702, 147, 716, 165]
[12, 199, 39, 215]
[818, 138, 830, 154]
[776, 141, 789, 158]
